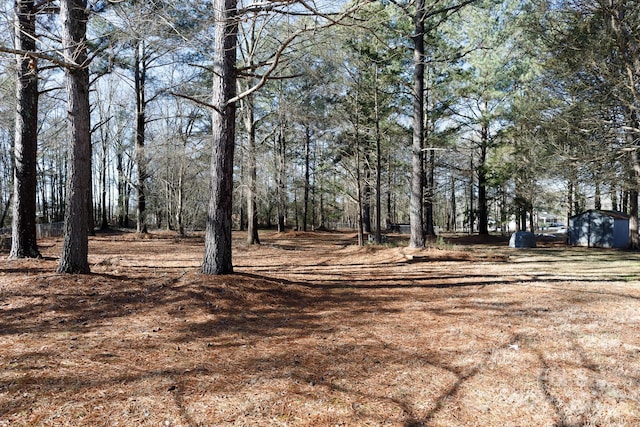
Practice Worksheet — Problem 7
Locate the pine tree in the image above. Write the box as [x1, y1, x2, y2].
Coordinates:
[57, 0, 91, 274]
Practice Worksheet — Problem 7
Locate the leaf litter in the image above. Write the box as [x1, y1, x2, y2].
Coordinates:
[0, 230, 639, 426]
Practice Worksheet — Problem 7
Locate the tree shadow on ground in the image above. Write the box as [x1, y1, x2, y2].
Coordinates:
[1, 233, 639, 425]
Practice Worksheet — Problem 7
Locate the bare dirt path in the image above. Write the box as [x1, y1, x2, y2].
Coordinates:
[1, 230, 639, 426]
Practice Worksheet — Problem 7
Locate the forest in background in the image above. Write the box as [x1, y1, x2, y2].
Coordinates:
[1, 0, 639, 273]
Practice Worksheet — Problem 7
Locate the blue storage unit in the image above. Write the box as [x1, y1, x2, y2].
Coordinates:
[568, 210, 630, 249]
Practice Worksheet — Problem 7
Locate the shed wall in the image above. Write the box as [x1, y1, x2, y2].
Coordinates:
[569, 211, 629, 249]
[613, 218, 630, 248]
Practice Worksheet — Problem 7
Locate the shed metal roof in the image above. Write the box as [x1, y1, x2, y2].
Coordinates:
[569, 210, 630, 221]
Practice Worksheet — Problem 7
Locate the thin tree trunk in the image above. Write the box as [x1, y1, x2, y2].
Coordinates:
[238, 155, 246, 231]
[134, 39, 148, 234]
[424, 68, 435, 237]
[362, 168, 371, 233]
[116, 151, 125, 227]
[277, 121, 286, 232]
[468, 152, 474, 233]
[501, 184, 507, 234]
[529, 204, 535, 232]
[10, 0, 40, 259]
[100, 140, 108, 230]
[1, 193, 12, 228]
[39, 156, 47, 223]
[88, 173, 94, 236]
[425, 149, 435, 236]
[567, 175, 574, 228]
[478, 122, 489, 235]
[245, 94, 260, 244]
[386, 147, 392, 229]
[355, 112, 364, 247]
[611, 184, 618, 212]
[58, 0, 91, 274]
[374, 72, 382, 243]
[628, 123, 640, 249]
[294, 189, 299, 231]
[449, 175, 456, 231]
[176, 153, 185, 236]
[58, 157, 65, 221]
[409, 0, 425, 248]
[303, 124, 311, 232]
[125, 156, 132, 227]
[202, 0, 237, 275]
[630, 190, 639, 249]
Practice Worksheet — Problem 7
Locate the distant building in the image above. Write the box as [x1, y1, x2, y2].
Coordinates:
[538, 212, 562, 230]
[568, 210, 630, 249]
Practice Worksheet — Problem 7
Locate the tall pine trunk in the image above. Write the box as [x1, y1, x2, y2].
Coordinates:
[424, 70, 435, 237]
[628, 118, 640, 249]
[303, 125, 311, 232]
[276, 120, 286, 232]
[374, 72, 382, 243]
[176, 143, 185, 236]
[244, 94, 260, 244]
[424, 149, 435, 236]
[386, 149, 393, 229]
[449, 175, 456, 231]
[409, 0, 425, 248]
[58, 0, 91, 274]
[202, 0, 237, 275]
[362, 167, 371, 234]
[100, 139, 108, 230]
[116, 150, 127, 227]
[355, 110, 364, 247]
[134, 39, 148, 234]
[477, 122, 489, 235]
[10, 0, 40, 259]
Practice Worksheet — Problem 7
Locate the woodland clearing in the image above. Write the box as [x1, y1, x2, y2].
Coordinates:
[1, 230, 639, 426]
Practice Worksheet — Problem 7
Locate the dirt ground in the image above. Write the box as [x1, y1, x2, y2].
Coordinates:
[1, 230, 639, 426]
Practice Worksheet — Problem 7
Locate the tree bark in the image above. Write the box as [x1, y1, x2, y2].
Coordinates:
[100, 138, 108, 230]
[1, 193, 12, 228]
[355, 111, 364, 247]
[628, 120, 640, 249]
[630, 190, 639, 249]
[244, 94, 260, 244]
[134, 39, 148, 234]
[57, 0, 91, 274]
[424, 149, 435, 236]
[10, 0, 41, 259]
[424, 69, 435, 237]
[202, 0, 237, 275]
[477, 122, 489, 235]
[276, 120, 286, 232]
[449, 175, 456, 231]
[594, 179, 601, 210]
[468, 153, 474, 233]
[374, 74, 382, 243]
[362, 167, 372, 234]
[176, 135, 186, 236]
[116, 150, 126, 227]
[303, 125, 311, 232]
[409, 0, 425, 248]
[386, 148, 393, 229]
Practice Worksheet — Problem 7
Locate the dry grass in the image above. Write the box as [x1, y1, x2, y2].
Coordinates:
[1, 230, 639, 426]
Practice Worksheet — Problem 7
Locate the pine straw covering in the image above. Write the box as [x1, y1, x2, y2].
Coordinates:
[1, 230, 639, 426]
